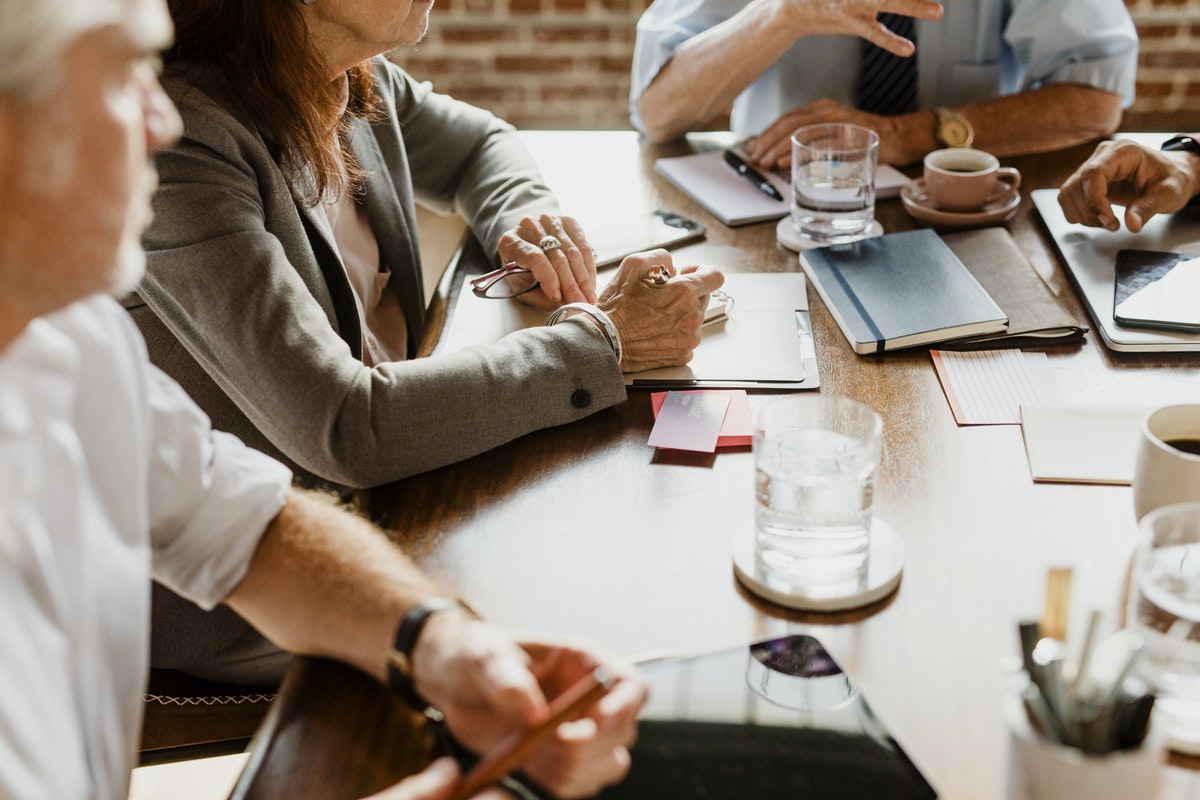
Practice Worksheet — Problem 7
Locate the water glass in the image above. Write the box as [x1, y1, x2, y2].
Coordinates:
[1128, 501, 1200, 753]
[753, 395, 882, 582]
[790, 123, 880, 245]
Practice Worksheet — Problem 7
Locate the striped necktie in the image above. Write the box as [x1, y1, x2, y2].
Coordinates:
[856, 13, 918, 116]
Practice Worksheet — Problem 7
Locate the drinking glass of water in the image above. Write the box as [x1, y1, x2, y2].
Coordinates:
[1128, 501, 1200, 753]
[753, 395, 882, 584]
[790, 123, 880, 245]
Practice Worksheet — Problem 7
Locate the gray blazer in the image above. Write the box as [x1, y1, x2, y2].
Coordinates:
[130, 58, 626, 673]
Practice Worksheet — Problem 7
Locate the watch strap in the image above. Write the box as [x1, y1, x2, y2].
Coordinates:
[1161, 134, 1200, 155]
[387, 598, 478, 710]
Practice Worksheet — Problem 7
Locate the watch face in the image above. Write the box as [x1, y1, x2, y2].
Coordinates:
[941, 121, 972, 148]
[936, 110, 974, 148]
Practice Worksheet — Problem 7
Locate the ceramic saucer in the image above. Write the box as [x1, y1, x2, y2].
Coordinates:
[901, 178, 1020, 228]
[776, 217, 884, 252]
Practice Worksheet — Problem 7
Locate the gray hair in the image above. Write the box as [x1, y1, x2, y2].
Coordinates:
[0, 0, 121, 102]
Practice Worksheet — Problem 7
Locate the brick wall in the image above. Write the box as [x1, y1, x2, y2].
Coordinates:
[390, 0, 644, 130]
[1125, 0, 1200, 130]
[389, 0, 1200, 133]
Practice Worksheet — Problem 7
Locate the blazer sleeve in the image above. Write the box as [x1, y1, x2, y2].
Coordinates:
[136, 66, 626, 490]
[375, 61, 560, 257]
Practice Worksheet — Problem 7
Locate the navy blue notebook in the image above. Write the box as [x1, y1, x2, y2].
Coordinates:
[800, 229, 1007, 354]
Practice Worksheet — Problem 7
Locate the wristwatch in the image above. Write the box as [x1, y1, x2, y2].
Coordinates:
[1161, 134, 1200, 206]
[934, 107, 974, 148]
[1161, 134, 1200, 155]
[387, 598, 478, 711]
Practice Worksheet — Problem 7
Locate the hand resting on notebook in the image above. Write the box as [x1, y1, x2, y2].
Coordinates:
[596, 250, 726, 373]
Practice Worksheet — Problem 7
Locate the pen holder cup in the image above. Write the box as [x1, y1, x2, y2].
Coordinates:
[1004, 694, 1164, 800]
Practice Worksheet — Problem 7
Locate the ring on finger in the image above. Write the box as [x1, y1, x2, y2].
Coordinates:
[538, 234, 562, 253]
[645, 264, 671, 286]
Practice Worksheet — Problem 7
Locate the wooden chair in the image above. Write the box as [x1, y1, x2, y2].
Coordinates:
[139, 668, 277, 766]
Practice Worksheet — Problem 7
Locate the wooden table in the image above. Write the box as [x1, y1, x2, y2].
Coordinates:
[228, 132, 1200, 800]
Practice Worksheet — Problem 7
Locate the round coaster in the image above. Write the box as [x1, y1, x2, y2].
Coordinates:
[776, 218, 884, 252]
[732, 518, 903, 612]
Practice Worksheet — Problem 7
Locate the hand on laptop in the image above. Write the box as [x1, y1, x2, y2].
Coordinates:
[1058, 139, 1200, 232]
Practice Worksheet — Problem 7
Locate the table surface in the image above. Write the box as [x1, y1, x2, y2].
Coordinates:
[227, 131, 1200, 800]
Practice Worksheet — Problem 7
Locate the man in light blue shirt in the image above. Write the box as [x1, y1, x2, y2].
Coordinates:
[631, 0, 1138, 167]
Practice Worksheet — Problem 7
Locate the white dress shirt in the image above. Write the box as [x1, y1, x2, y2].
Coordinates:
[0, 296, 291, 799]
[630, 0, 1139, 136]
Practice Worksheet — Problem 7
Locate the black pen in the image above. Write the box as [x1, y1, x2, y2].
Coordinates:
[723, 150, 784, 202]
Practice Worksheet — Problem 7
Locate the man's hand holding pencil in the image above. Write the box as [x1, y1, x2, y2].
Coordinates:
[368, 616, 647, 800]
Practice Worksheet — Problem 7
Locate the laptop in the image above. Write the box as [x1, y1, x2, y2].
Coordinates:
[1031, 187, 1200, 352]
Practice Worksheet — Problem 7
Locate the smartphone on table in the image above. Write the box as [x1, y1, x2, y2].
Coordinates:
[1113, 249, 1200, 333]
[588, 209, 706, 268]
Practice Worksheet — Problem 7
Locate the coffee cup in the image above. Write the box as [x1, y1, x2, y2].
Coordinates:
[923, 148, 1021, 212]
[1132, 404, 1200, 521]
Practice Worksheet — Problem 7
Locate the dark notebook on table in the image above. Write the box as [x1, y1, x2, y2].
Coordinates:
[800, 229, 1007, 354]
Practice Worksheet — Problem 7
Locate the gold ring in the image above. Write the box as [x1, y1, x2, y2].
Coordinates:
[645, 264, 670, 286]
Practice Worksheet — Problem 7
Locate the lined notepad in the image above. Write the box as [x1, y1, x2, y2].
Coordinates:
[930, 349, 1063, 425]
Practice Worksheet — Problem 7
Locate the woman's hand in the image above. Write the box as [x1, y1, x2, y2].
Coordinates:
[497, 213, 598, 310]
[407, 613, 646, 799]
[597, 250, 725, 373]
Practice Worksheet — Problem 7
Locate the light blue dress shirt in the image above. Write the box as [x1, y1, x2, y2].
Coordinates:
[631, 0, 1139, 136]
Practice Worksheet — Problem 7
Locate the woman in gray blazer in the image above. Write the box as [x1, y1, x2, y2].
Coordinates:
[131, 0, 723, 683]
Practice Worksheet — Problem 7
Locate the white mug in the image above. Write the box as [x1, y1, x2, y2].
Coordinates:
[1132, 404, 1200, 521]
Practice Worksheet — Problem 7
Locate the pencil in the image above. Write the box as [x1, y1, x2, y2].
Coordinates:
[450, 666, 617, 800]
[1042, 566, 1073, 643]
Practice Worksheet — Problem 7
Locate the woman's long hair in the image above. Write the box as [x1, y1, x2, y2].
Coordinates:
[165, 0, 379, 206]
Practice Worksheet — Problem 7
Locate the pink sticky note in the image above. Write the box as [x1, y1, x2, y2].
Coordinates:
[648, 391, 730, 452]
[651, 390, 752, 448]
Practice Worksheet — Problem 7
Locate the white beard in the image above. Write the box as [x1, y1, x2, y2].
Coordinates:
[108, 165, 157, 297]
[107, 236, 147, 297]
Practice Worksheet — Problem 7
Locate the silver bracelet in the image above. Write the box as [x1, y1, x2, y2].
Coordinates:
[545, 302, 622, 366]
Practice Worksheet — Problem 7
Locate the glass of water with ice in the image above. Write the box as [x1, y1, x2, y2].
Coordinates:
[790, 123, 880, 246]
[753, 395, 882, 585]
[1128, 501, 1200, 753]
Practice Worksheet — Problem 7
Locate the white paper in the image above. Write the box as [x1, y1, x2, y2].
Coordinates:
[436, 272, 819, 389]
[1020, 403, 1153, 484]
[930, 349, 1063, 425]
[654, 150, 910, 226]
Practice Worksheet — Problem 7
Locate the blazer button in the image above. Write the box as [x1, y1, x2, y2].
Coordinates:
[570, 389, 592, 409]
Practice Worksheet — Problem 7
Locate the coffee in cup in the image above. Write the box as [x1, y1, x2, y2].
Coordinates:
[923, 148, 1021, 212]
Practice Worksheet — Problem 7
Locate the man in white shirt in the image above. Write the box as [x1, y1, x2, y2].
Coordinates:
[0, 1, 644, 798]
[631, 0, 1139, 167]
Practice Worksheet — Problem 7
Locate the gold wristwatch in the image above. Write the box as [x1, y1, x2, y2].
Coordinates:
[934, 107, 974, 148]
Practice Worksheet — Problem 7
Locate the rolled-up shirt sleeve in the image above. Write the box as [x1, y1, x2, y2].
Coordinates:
[144, 363, 292, 611]
[1005, 0, 1138, 106]
[630, 0, 734, 133]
